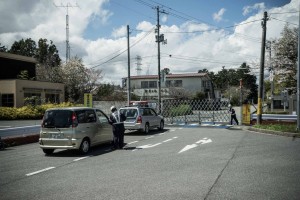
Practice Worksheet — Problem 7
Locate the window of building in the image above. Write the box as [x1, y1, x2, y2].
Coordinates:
[166, 80, 182, 87]
[141, 81, 149, 88]
[203, 80, 211, 88]
[174, 80, 182, 87]
[24, 93, 41, 105]
[149, 81, 157, 88]
[2, 94, 14, 107]
[45, 94, 60, 104]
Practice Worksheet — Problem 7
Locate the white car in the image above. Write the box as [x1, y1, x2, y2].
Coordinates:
[119, 107, 164, 134]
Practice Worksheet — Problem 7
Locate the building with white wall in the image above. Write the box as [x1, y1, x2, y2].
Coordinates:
[128, 73, 214, 100]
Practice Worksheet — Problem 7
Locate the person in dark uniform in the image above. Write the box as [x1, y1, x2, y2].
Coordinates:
[228, 104, 239, 125]
[109, 106, 126, 149]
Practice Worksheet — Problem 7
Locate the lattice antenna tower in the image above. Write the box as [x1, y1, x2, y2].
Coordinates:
[135, 55, 142, 76]
[54, 1, 78, 62]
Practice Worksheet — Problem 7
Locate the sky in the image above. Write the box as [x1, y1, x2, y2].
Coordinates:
[0, 0, 299, 85]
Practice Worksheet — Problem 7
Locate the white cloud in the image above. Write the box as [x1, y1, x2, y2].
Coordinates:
[243, 3, 265, 16]
[213, 8, 226, 22]
[161, 14, 168, 23]
[112, 26, 127, 38]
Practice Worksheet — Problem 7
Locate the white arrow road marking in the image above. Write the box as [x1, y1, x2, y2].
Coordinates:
[26, 167, 55, 176]
[196, 138, 212, 144]
[178, 144, 197, 153]
[179, 138, 212, 154]
[133, 137, 178, 151]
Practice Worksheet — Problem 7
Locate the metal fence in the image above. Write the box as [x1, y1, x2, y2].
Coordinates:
[93, 99, 231, 125]
[161, 99, 231, 125]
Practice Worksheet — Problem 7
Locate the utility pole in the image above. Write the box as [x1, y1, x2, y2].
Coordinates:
[297, 7, 300, 131]
[127, 25, 131, 106]
[54, 2, 78, 62]
[257, 11, 268, 125]
[155, 6, 167, 114]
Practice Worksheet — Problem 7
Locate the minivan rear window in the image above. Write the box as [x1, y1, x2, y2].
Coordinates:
[42, 110, 73, 128]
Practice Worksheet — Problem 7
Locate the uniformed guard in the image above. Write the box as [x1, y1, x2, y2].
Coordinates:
[228, 104, 239, 125]
[109, 106, 126, 149]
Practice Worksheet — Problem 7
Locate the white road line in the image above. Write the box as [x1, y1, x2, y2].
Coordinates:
[73, 156, 89, 162]
[145, 136, 154, 139]
[26, 167, 55, 176]
[128, 141, 138, 144]
[0, 125, 40, 131]
[169, 130, 175, 132]
[163, 139, 173, 143]
[158, 132, 166, 135]
[0, 126, 11, 128]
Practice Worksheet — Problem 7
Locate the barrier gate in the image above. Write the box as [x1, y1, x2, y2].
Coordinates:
[161, 99, 231, 125]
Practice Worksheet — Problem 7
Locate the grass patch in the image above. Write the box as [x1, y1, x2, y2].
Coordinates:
[253, 124, 299, 133]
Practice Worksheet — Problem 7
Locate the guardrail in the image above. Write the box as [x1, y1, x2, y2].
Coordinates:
[251, 114, 297, 121]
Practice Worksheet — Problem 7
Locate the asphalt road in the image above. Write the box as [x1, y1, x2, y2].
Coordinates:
[0, 127, 300, 200]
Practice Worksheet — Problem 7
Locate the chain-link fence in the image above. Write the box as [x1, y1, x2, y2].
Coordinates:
[93, 99, 231, 125]
[161, 99, 230, 125]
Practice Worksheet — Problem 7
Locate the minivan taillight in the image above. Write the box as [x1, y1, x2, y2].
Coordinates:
[136, 116, 142, 124]
[72, 112, 78, 127]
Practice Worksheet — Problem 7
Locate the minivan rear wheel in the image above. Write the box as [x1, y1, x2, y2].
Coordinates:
[79, 139, 90, 154]
[43, 149, 54, 155]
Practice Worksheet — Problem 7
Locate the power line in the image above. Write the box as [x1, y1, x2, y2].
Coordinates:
[270, 17, 298, 26]
[89, 28, 155, 69]
[111, 0, 156, 22]
[269, 11, 299, 15]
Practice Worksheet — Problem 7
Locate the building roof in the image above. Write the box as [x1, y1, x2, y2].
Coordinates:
[130, 73, 207, 80]
[0, 52, 37, 63]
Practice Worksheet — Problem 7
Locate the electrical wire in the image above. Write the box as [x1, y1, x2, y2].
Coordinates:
[89, 28, 155, 69]
[270, 17, 298, 26]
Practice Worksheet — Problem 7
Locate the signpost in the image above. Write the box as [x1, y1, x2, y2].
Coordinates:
[84, 93, 93, 108]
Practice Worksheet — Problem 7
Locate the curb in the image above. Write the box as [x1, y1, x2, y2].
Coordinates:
[1, 134, 39, 147]
[248, 127, 300, 138]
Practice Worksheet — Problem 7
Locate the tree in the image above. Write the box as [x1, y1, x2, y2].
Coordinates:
[0, 43, 8, 52]
[85, 68, 103, 93]
[17, 70, 30, 80]
[236, 63, 258, 103]
[36, 38, 61, 68]
[7, 38, 62, 81]
[272, 24, 298, 94]
[9, 38, 36, 57]
[95, 83, 126, 101]
[205, 63, 257, 103]
[61, 57, 89, 102]
[163, 68, 170, 75]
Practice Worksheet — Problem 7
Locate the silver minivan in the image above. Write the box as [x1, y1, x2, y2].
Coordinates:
[39, 107, 112, 155]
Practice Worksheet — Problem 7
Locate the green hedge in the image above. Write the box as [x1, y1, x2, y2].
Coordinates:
[0, 102, 80, 120]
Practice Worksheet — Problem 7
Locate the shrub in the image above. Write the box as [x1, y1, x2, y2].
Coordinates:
[0, 102, 81, 120]
[169, 104, 193, 117]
